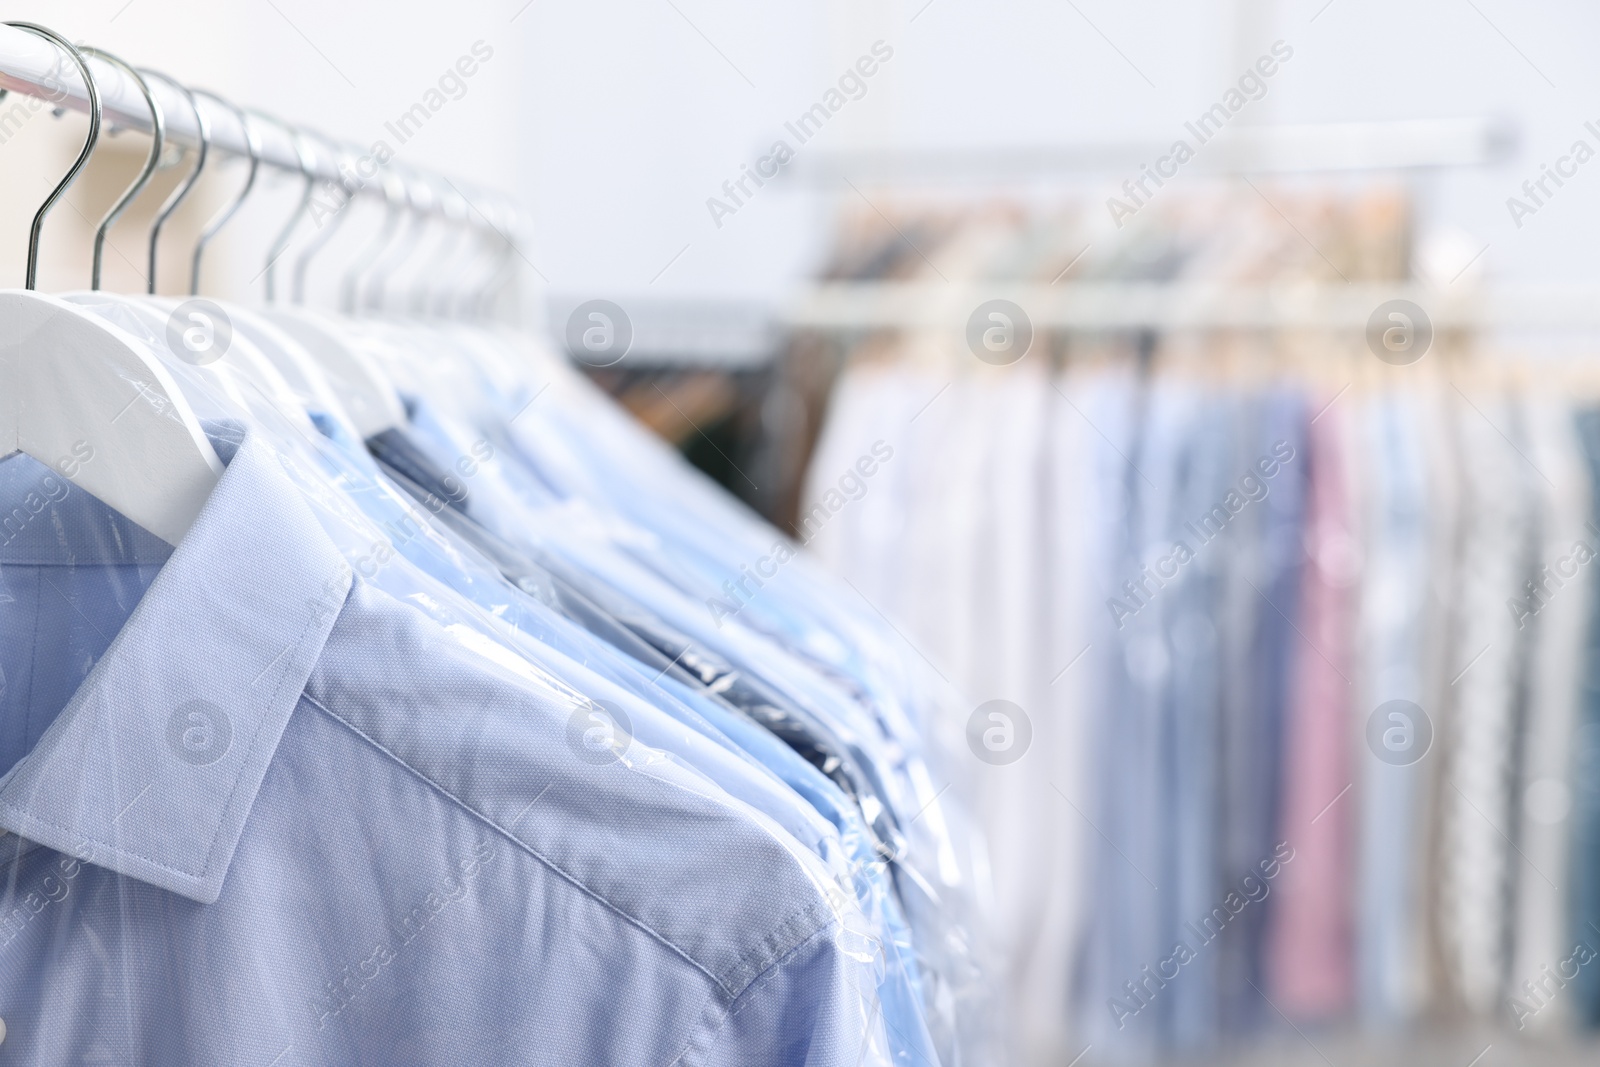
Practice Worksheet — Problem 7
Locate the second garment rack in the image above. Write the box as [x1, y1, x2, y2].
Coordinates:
[557, 281, 1600, 369]
[558, 116, 1600, 361]
[783, 281, 1600, 332]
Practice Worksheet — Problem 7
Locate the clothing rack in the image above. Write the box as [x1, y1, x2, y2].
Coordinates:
[781, 281, 1600, 332]
[552, 282, 1600, 365]
[558, 118, 1527, 364]
[0, 22, 510, 222]
[778, 118, 1516, 185]
[546, 295, 781, 370]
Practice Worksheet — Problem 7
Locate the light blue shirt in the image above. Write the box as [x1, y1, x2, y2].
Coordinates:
[0, 430, 891, 1066]
[369, 406, 943, 1066]
[387, 393, 953, 1064]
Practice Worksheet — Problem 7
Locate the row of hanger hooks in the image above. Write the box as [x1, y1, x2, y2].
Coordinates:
[3, 22, 518, 320]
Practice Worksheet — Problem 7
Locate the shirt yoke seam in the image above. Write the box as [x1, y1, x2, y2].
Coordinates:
[301, 690, 750, 1000]
[669, 919, 856, 1067]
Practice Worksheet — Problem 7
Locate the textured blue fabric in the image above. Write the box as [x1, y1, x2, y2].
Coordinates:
[399, 405, 919, 848]
[369, 410, 905, 844]
[365, 413, 941, 1066]
[0, 432, 891, 1066]
[411, 334, 987, 1062]
[366, 432, 938, 1059]
[310, 414, 855, 879]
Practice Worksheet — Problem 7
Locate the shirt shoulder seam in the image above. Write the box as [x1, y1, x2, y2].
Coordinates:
[302, 690, 822, 1000]
[669, 918, 854, 1067]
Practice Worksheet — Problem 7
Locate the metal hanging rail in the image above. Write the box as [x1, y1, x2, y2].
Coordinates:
[0, 22, 505, 215]
[782, 281, 1600, 331]
[778, 118, 1517, 185]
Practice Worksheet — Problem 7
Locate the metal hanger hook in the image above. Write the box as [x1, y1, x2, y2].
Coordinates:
[341, 167, 406, 314]
[4, 23, 101, 290]
[140, 69, 207, 295]
[365, 166, 434, 313]
[417, 181, 469, 317]
[447, 191, 502, 320]
[291, 136, 359, 305]
[188, 90, 260, 296]
[261, 115, 317, 303]
[475, 198, 521, 320]
[77, 47, 164, 292]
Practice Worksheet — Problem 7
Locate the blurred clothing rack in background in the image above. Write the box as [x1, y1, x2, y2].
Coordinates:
[549, 119, 1518, 369]
[782, 282, 1600, 332]
[546, 295, 780, 369]
[552, 280, 1600, 364]
[778, 118, 1516, 185]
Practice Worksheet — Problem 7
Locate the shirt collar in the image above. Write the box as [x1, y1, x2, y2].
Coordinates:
[0, 428, 352, 903]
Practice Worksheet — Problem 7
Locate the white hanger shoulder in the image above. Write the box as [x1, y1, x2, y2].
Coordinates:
[220, 304, 358, 427]
[66, 293, 324, 443]
[0, 290, 222, 546]
[263, 309, 406, 437]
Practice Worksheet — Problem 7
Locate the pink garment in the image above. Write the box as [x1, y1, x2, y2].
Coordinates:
[1264, 398, 1357, 1018]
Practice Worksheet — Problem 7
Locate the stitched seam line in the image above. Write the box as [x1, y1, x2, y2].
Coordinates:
[716, 897, 835, 995]
[198, 601, 333, 884]
[0, 587, 343, 892]
[301, 690, 736, 999]
[0, 803, 202, 884]
[670, 918, 848, 1067]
